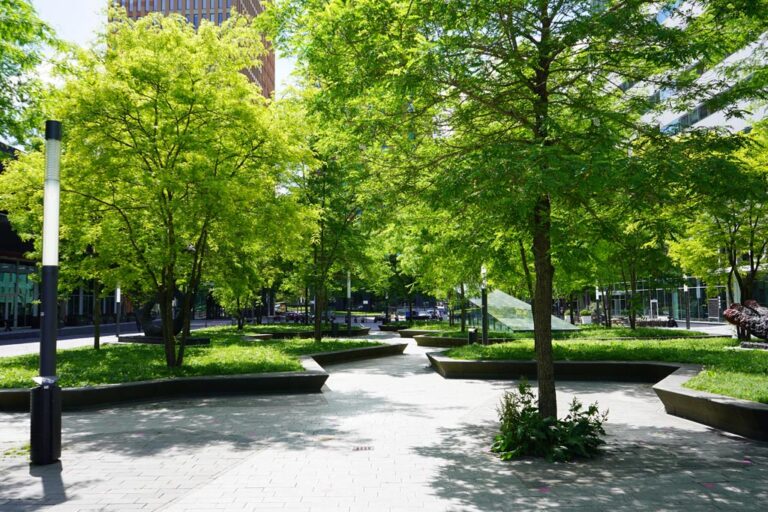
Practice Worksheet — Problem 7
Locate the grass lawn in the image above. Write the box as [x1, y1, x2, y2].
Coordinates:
[332, 310, 383, 317]
[446, 337, 768, 404]
[387, 321, 450, 330]
[243, 323, 368, 334]
[434, 326, 707, 339]
[0, 328, 380, 389]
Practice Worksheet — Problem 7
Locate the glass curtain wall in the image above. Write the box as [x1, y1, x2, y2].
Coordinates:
[0, 262, 37, 328]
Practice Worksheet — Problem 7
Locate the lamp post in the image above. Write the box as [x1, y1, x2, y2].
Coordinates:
[683, 277, 691, 330]
[594, 286, 601, 327]
[30, 120, 62, 466]
[115, 285, 121, 339]
[481, 265, 488, 345]
[346, 270, 352, 334]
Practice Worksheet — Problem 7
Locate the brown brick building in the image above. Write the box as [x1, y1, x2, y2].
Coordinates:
[117, 0, 275, 98]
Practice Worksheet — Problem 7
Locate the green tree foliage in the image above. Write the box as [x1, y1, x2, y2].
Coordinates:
[293, 117, 374, 341]
[1, 8, 303, 367]
[0, 0, 56, 145]
[268, 0, 767, 418]
[670, 123, 768, 306]
[0, 150, 125, 349]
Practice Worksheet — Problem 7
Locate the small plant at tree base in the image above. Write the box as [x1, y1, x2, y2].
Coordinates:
[491, 380, 608, 462]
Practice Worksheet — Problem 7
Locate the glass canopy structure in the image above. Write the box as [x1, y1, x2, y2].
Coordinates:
[468, 289, 578, 331]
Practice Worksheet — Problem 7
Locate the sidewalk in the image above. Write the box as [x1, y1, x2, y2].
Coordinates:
[1, 332, 766, 511]
[0, 322, 141, 345]
[0, 320, 233, 357]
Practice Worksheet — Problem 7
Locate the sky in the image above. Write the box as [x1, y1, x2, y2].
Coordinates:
[30, 0, 297, 94]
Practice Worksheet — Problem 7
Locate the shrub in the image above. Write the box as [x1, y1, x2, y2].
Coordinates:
[491, 380, 608, 462]
[579, 309, 591, 316]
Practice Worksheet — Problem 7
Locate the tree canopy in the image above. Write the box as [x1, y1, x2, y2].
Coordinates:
[0, 0, 56, 145]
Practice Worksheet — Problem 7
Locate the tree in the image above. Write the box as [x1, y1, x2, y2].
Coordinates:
[270, 0, 768, 418]
[284, 94, 376, 341]
[19, 8, 298, 367]
[0, 150, 125, 349]
[0, 0, 57, 145]
[299, 153, 370, 340]
[208, 181, 309, 330]
[670, 124, 768, 320]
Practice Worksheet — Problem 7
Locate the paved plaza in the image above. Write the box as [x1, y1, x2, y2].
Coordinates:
[1, 331, 766, 511]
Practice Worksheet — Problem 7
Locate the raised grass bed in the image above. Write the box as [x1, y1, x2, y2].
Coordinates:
[431, 326, 711, 341]
[0, 328, 406, 411]
[382, 321, 449, 331]
[241, 333, 274, 342]
[118, 335, 211, 345]
[243, 324, 370, 339]
[413, 334, 512, 348]
[444, 337, 768, 403]
[398, 329, 443, 338]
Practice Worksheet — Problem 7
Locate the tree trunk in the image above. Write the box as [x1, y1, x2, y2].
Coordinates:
[569, 292, 575, 325]
[460, 283, 466, 332]
[92, 281, 101, 350]
[519, 239, 534, 303]
[257, 288, 264, 324]
[313, 283, 324, 342]
[236, 297, 244, 330]
[159, 283, 176, 367]
[175, 283, 199, 368]
[629, 268, 638, 330]
[532, 195, 557, 419]
[603, 286, 612, 328]
[408, 299, 413, 325]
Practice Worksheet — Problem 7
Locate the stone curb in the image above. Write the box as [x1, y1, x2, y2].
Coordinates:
[414, 335, 511, 348]
[0, 343, 407, 412]
[398, 329, 442, 338]
[268, 327, 371, 339]
[653, 365, 768, 442]
[426, 352, 768, 442]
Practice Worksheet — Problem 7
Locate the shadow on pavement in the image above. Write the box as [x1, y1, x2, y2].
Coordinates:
[414, 419, 768, 511]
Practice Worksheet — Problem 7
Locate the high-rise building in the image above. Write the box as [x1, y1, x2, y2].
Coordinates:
[116, 0, 275, 98]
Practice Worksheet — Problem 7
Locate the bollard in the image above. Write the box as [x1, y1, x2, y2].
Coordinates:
[468, 328, 478, 344]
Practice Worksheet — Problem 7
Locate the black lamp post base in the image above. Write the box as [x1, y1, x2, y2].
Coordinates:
[30, 383, 62, 465]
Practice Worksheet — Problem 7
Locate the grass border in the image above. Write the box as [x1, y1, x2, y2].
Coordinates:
[0, 343, 407, 412]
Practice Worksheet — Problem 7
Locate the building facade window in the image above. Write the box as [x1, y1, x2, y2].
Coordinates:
[218, 12, 223, 24]
[193, 13, 198, 27]
[202, 0, 206, 9]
